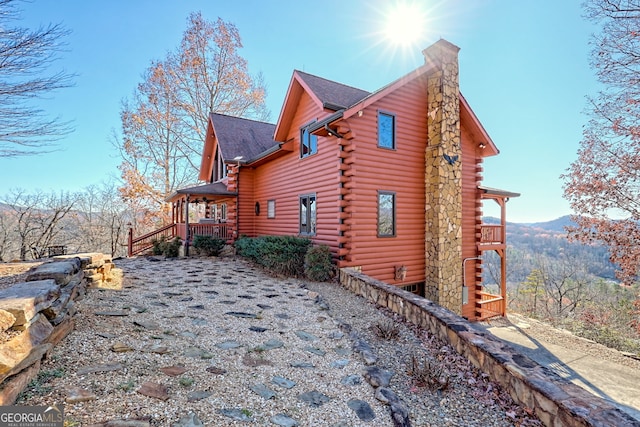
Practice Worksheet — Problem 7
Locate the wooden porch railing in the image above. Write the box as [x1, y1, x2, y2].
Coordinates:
[479, 225, 504, 245]
[477, 291, 505, 320]
[128, 224, 176, 257]
[187, 223, 232, 241]
[129, 223, 233, 257]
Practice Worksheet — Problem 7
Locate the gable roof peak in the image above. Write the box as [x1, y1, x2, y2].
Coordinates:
[293, 70, 370, 110]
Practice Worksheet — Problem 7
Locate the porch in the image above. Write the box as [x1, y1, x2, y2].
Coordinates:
[127, 181, 238, 257]
[474, 186, 520, 320]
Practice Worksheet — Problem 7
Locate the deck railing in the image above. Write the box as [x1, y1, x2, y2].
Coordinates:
[479, 225, 504, 245]
[129, 222, 233, 257]
[128, 224, 176, 257]
[188, 223, 232, 241]
[477, 291, 505, 320]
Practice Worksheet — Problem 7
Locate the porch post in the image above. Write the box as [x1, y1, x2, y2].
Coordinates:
[499, 198, 507, 316]
[185, 196, 190, 256]
[127, 226, 133, 257]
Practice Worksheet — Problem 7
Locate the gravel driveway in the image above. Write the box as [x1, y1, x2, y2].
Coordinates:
[21, 256, 541, 426]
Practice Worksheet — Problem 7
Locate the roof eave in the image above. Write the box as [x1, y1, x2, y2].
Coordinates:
[274, 71, 325, 142]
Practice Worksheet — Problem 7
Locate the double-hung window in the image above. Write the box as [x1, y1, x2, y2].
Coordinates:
[377, 191, 396, 237]
[299, 194, 316, 235]
[378, 111, 396, 149]
[300, 122, 318, 158]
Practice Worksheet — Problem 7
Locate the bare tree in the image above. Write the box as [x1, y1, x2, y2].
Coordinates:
[563, 0, 640, 284]
[0, 0, 74, 156]
[117, 60, 191, 225]
[169, 13, 269, 164]
[0, 212, 15, 261]
[3, 189, 77, 260]
[72, 181, 130, 257]
[115, 13, 268, 227]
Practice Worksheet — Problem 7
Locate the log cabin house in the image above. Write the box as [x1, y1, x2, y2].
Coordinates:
[129, 39, 519, 321]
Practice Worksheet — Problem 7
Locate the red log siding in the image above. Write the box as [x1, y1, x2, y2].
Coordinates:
[460, 125, 483, 320]
[232, 74, 486, 317]
[237, 92, 343, 254]
[340, 76, 428, 286]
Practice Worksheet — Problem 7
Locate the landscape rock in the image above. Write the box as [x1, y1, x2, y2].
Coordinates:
[0, 315, 53, 382]
[137, 381, 169, 401]
[375, 387, 400, 404]
[217, 408, 254, 422]
[65, 386, 97, 403]
[111, 342, 133, 352]
[186, 391, 211, 402]
[0, 280, 60, 326]
[363, 366, 394, 388]
[0, 309, 16, 332]
[173, 412, 203, 427]
[159, 365, 188, 377]
[271, 376, 296, 389]
[297, 390, 330, 407]
[270, 414, 299, 427]
[249, 383, 277, 400]
[347, 399, 376, 421]
[390, 401, 412, 427]
[25, 260, 78, 285]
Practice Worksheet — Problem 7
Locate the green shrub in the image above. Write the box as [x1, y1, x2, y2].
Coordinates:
[235, 235, 311, 277]
[304, 244, 334, 281]
[192, 235, 226, 256]
[151, 237, 166, 255]
[151, 236, 181, 258]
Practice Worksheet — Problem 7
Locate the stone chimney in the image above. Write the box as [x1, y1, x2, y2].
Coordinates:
[422, 39, 463, 314]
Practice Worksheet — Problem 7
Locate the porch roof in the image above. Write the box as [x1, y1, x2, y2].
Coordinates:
[479, 185, 521, 199]
[166, 181, 236, 202]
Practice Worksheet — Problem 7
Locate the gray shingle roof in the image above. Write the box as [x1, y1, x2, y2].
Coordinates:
[210, 113, 278, 161]
[295, 70, 370, 109]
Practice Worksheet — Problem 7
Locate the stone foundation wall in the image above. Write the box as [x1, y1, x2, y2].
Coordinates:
[0, 253, 118, 404]
[339, 267, 640, 427]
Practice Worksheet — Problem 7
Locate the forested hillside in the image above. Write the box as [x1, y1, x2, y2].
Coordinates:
[483, 215, 617, 285]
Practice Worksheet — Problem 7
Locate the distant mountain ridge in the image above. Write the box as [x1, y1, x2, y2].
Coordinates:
[482, 215, 617, 283]
[483, 215, 576, 233]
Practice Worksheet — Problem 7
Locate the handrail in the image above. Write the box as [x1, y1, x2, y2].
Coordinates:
[479, 224, 504, 244]
[477, 291, 505, 320]
[128, 223, 176, 257]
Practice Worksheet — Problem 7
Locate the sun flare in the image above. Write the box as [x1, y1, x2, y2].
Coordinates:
[384, 3, 426, 46]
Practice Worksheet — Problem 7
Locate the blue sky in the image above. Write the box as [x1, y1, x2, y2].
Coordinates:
[1, 0, 596, 223]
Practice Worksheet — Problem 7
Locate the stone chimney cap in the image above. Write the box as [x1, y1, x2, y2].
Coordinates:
[422, 39, 461, 64]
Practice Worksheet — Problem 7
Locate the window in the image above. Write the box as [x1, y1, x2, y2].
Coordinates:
[377, 191, 396, 237]
[300, 123, 318, 158]
[299, 194, 316, 235]
[267, 199, 276, 219]
[378, 111, 395, 149]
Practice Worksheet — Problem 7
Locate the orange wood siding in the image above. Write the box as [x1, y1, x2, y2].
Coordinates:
[340, 76, 428, 286]
[233, 74, 486, 317]
[460, 125, 483, 320]
[238, 92, 343, 253]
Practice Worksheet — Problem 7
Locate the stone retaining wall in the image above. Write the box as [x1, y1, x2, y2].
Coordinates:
[339, 267, 640, 427]
[0, 253, 117, 404]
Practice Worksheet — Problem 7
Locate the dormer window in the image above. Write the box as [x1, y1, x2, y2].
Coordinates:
[378, 111, 395, 149]
[300, 122, 318, 158]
